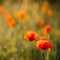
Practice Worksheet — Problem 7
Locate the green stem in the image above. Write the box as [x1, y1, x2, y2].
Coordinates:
[46, 50, 50, 60]
[43, 51, 45, 60]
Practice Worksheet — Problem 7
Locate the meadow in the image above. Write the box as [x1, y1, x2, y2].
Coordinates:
[0, 0, 60, 60]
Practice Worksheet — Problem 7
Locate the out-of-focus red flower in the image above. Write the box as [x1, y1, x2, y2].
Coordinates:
[39, 18, 46, 26]
[36, 37, 52, 50]
[5, 11, 16, 28]
[41, 5, 48, 13]
[39, 36, 47, 40]
[0, 7, 4, 14]
[9, 20, 16, 28]
[17, 11, 26, 20]
[24, 31, 38, 41]
[5, 16, 13, 24]
[43, 25, 51, 34]
[5, 11, 13, 23]
[47, 9, 53, 16]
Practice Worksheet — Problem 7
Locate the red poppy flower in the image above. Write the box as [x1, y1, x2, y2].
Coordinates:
[17, 11, 26, 20]
[5, 11, 16, 28]
[43, 25, 51, 34]
[0, 7, 4, 14]
[36, 37, 52, 50]
[24, 31, 38, 41]
[5, 11, 13, 23]
[9, 20, 16, 28]
[5, 16, 13, 24]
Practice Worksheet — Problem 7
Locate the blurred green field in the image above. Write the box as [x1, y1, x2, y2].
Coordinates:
[0, 0, 60, 60]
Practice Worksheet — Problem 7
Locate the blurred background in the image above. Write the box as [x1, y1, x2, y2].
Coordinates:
[0, 0, 60, 60]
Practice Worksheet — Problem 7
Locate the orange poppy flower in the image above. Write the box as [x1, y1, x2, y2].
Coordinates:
[47, 9, 53, 16]
[17, 11, 26, 20]
[40, 18, 46, 26]
[5, 16, 13, 23]
[41, 5, 48, 13]
[0, 7, 4, 14]
[9, 20, 16, 28]
[39, 36, 47, 40]
[36, 37, 52, 50]
[43, 25, 51, 34]
[5, 11, 16, 28]
[5, 11, 14, 23]
[24, 31, 38, 41]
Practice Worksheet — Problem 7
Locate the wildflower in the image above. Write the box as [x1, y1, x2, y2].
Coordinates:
[41, 5, 48, 13]
[39, 36, 47, 40]
[5, 11, 16, 28]
[0, 7, 4, 14]
[5, 15, 13, 24]
[43, 25, 51, 34]
[36, 36, 52, 50]
[47, 9, 53, 16]
[9, 20, 16, 28]
[40, 18, 46, 26]
[5, 11, 13, 23]
[24, 31, 38, 41]
[17, 11, 26, 20]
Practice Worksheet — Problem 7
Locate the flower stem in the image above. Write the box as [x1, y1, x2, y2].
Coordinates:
[43, 51, 45, 60]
